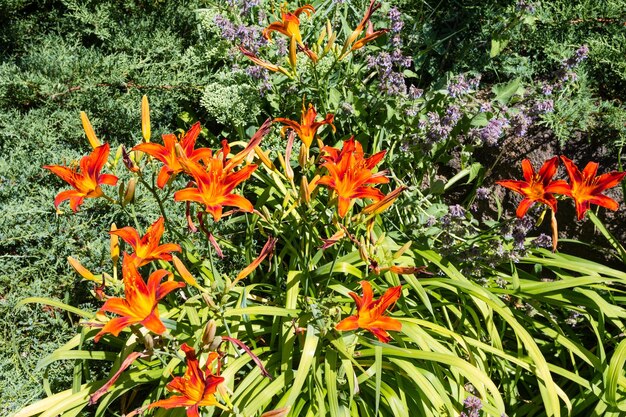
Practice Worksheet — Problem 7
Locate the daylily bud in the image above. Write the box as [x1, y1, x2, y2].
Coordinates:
[289, 35, 298, 69]
[209, 335, 223, 352]
[299, 176, 311, 205]
[113, 145, 124, 168]
[143, 333, 154, 350]
[254, 146, 275, 170]
[202, 319, 217, 346]
[202, 292, 217, 309]
[298, 145, 309, 168]
[358, 237, 369, 264]
[68, 256, 98, 282]
[123, 178, 136, 206]
[141, 95, 151, 142]
[110, 223, 119, 266]
[80, 111, 101, 149]
[172, 255, 202, 290]
[393, 241, 412, 259]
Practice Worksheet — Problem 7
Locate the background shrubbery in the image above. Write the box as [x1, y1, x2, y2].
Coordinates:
[1, 0, 626, 415]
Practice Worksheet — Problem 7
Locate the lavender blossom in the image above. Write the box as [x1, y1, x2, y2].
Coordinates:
[479, 102, 492, 113]
[541, 83, 553, 95]
[388, 7, 404, 33]
[476, 187, 490, 200]
[532, 99, 554, 114]
[443, 105, 462, 126]
[448, 204, 466, 219]
[532, 233, 552, 248]
[447, 74, 471, 98]
[480, 117, 509, 146]
[460, 396, 483, 417]
[563, 44, 589, 69]
[214, 15, 237, 41]
[408, 85, 423, 99]
[511, 111, 533, 137]
[405, 106, 418, 117]
[516, 0, 536, 13]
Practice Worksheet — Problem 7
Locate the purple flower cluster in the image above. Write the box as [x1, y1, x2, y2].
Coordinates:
[460, 396, 482, 417]
[245, 66, 271, 95]
[479, 117, 509, 146]
[511, 111, 533, 137]
[476, 187, 490, 200]
[516, 0, 536, 13]
[367, 51, 412, 96]
[408, 85, 423, 100]
[532, 233, 552, 248]
[388, 7, 404, 33]
[563, 44, 589, 69]
[531, 99, 554, 114]
[214, 14, 266, 53]
[448, 74, 480, 98]
[226, 0, 260, 14]
[448, 204, 466, 219]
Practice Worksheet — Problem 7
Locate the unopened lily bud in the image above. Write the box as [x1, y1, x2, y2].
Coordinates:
[68, 256, 97, 282]
[375, 232, 386, 246]
[316, 26, 326, 46]
[289, 35, 298, 69]
[393, 241, 412, 259]
[300, 176, 311, 205]
[261, 206, 272, 221]
[254, 146, 275, 170]
[123, 178, 136, 206]
[358, 237, 369, 264]
[141, 95, 151, 142]
[113, 145, 123, 168]
[201, 293, 217, 309]
[298, 145, 309, 168]
[202, 319, 217, 346]
[80, 111, 101, 149]
[143, 333, 154, 350]
[110, 223, 119, 266]
[209, 335, 223, 352]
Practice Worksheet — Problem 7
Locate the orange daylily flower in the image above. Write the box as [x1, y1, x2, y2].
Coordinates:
[109, 217, 181, 267]
[148, 344, 225, 417]
[318, 137, 388, 217]
[133, 122, 211, 188]
[274, 103, 335, 149]
[94, 255, 185, 342]
[496, 157, 569, 218]
[262, 4, 315, 46]
[336, 280, 402, 343]
[43, 143, 118, 212]
[340, 0, 389, 59]
[560, 156, 626, 220]
[174, 119, 271, 221]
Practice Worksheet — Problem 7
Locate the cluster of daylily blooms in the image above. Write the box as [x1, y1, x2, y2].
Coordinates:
[497, 156, 626, 250]
[43, 93, 407, 414]
[497, 156, 626, 220]
[240, 0, 388, 77]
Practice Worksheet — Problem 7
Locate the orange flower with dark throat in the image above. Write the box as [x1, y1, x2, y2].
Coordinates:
[44, 143, 118, 212]
[148, 344, 225, 417]
[94, 255, 185, 342]
[336, 280, 402, 343]
[318, 137, 388, 217]
[133, 122, 211, 188]
[274, 103, 335, 149]
[174, 119, 271, 221]
[262, 4, 315, 46]
[109, 217, 181, 267]
[560, 156, 626, 220]
[496, 157, 568, 218]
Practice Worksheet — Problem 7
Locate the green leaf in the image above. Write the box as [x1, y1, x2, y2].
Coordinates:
[491, 78, 523, 104]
